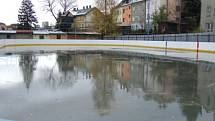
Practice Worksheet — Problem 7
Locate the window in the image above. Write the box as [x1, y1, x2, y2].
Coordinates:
[206, 23, 213, 32]
[57, 35, 61, 39]
[214, 8, 215, 16]
[123, 9, 125, 13]
[39, 35, 44, 39]
[129, 6, 131, 9]
[123, 18, 125, 22]
[133, 6, 136, 11]
[129, 14, 131, 18]
[207, 6, 211, 17]
[176, 6, 180, 12]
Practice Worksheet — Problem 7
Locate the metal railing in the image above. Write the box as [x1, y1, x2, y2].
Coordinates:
[103, 32, 215, 42]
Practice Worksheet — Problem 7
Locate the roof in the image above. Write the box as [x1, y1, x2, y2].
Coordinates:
[131, 0, 144, 4]
[116, 0, 144, 7]
[33, 31, 65, 35]
[0, 30, 16, 34]
[0, 30, 100, 35]
[71, 7, 97, 16]
[61, 11, 73, 17]
[68, 31, 101, 35]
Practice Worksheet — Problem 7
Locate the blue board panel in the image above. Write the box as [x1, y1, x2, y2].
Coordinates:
[0, 119, 14, 121]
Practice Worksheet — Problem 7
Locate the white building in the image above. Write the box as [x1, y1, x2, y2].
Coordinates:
[42, 21, 49, 29]
[145, 0, 166, 31]
[200, 0, 215, 32]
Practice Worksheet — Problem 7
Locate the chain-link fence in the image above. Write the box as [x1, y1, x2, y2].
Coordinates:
[103, 32, 215, 42]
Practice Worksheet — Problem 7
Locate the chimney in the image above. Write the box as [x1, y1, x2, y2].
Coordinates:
[86, 6, 88, 9]
[73, 8, 76, 11]
[83, 6, 85, 10]
[89, 5, 92, 8]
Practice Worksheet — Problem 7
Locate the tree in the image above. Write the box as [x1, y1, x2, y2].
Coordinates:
[42, 0, 76, 22]
[19, 55, 38, 90]
[96, 0, 117, 12]
[180, 0, 201, 33]
[152, 6, 168, 33]
[18, 0, 38, 29]
[93, 0, 119, 35]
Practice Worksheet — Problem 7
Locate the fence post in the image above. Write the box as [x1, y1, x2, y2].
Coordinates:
[197, 34, 199, 52]
[196, 34, 199, 61]
[208, 33, 210, 42]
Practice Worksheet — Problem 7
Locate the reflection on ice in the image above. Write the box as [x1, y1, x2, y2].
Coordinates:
[0, 51, 215, 121]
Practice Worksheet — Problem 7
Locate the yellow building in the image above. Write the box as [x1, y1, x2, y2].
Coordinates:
[72, 6, 103, 32]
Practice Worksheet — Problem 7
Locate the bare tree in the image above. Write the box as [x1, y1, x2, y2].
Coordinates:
[59, 0, 76, 13]
[96, 0, 117, 14]
[42, 0, 58, 21]
[41, 0, 76, 22]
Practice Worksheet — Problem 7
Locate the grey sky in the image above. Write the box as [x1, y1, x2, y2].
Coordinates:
[0, 0, 94, 26]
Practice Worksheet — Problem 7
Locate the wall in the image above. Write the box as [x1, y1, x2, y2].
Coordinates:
[131, 0, 145, 30]
[166, 0, 180, 22]
[1, 39, 215, 62]
[74, 16, 85, 31]
[115, 6, 123, 26]
[200, 0, 215, 32]
[1, 39, 215, 53]
[122, 4, 132, 26]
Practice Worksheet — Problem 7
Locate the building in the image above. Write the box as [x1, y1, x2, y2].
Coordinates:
[56, 11, 74, 32]
[200, 0, 215, 32]
[145, 0, 201, 33]
[0, 30, 33, 39]
[115, 5, 123, 26]
[0, 30, 101, 40]
[7, 24, 19, 30]
[115, 0, 132, 34]
[0, 22, 7, 30]
[122, 1, 132, 34]
[42, 21, 49, 29]
[145, 0, 165, 32]
[0, 30, 16, 39]
[72, 6, 102, 32]
[131, 0, 146, 31]
[33, 31, 67, 39]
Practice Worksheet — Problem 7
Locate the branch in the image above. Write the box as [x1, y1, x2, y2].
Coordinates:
[58, 0, 77, 13]
[41, 0, 58, 21]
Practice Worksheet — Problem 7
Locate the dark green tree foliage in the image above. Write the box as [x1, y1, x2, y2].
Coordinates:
[181, 0, 201, 33]
[18, 0, 38, 29]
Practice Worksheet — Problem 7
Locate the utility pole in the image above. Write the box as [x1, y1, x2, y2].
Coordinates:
[105, 0, 107, 35]
[178, 0, 182, 33]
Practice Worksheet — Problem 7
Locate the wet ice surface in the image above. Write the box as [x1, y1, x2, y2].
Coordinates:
[0, 51, 215, 121]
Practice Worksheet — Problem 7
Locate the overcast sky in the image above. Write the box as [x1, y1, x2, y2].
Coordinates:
[0, 0, 94, 26]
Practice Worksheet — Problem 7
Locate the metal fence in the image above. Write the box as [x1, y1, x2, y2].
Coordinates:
[103, 32, 215, 42]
